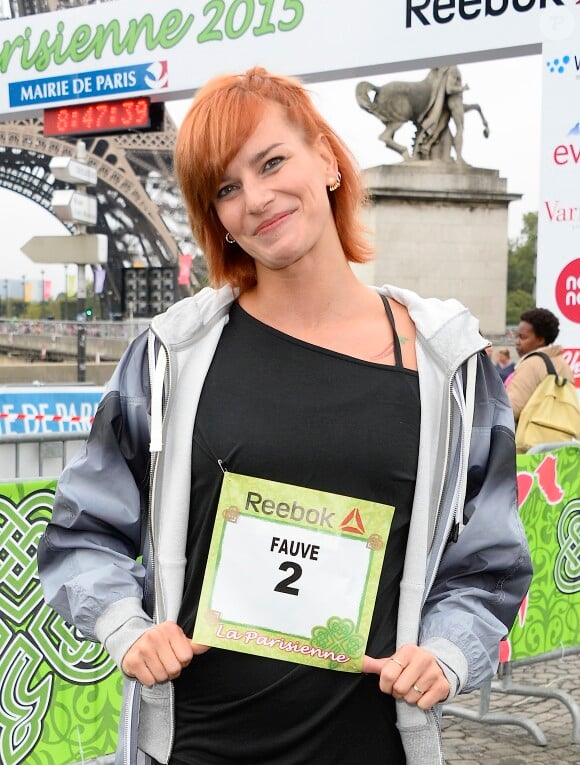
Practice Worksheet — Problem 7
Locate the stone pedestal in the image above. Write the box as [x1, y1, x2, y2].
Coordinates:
[352, 163, 521, 336]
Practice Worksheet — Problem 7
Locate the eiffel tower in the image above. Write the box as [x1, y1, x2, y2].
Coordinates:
[0, 2, 203, 317]
[0, 114, 201, 314]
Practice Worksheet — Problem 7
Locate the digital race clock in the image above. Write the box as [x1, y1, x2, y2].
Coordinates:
[43, 97, 164, 137]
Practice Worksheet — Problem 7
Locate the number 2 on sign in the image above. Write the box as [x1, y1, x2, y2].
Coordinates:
[274, 561, 302, 596]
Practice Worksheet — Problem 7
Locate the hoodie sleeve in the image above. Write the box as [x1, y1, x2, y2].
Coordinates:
[419, 353, 533, 695]
[37, 331, 156, 668]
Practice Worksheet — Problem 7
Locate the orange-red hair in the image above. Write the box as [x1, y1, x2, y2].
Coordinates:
[174, 67, 373, 292]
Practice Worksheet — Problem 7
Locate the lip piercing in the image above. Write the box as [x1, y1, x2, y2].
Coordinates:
[225, 232, 236, 244]
[413, 684, 424, 694]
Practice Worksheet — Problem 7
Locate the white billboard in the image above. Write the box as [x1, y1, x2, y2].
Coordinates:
[537, 26, 580, 382]
[0, 0, 572, 120]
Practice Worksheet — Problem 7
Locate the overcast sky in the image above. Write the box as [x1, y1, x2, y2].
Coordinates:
[0, 53, 542, 297]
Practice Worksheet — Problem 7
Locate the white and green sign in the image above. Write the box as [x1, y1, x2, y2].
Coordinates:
[0, 0, 572, 120]
[193, 472, 393, 672]
[536, 25, 580, 375]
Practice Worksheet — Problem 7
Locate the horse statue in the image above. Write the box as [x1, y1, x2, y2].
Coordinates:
[356, 66, 490, 163]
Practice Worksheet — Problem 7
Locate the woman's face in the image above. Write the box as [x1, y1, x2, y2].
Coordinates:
[213, 102, 337, 277]
[515, 321, 545, 357]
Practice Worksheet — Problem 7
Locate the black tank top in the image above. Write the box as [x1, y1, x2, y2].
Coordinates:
[171, 297, 420, 765]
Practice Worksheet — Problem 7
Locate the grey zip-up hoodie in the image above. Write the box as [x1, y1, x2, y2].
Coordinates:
[38, 284, 532, 765]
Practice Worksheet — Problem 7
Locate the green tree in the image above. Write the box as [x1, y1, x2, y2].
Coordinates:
[506, 212, 537, 324]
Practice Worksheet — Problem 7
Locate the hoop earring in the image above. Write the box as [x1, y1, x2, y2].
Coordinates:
[225, 232, 236, 244]
[328, 172, 342, 192]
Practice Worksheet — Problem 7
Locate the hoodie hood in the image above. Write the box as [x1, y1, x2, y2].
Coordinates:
[151, 283, 486, 369]
[150, 284, 238, 350]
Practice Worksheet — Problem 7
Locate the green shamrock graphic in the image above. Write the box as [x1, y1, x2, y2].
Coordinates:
[311, 617, 366, 668]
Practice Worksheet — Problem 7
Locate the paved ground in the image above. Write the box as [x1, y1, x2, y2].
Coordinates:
[441, 653, 580, 765]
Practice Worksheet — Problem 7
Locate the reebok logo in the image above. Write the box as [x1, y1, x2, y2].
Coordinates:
[245, 490, 335, 529]
[406, 0, 565, 28]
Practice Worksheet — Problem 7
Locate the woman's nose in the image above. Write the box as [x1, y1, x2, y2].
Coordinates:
[244, 180, 274, 214]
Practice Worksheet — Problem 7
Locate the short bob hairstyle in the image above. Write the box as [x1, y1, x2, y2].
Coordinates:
[174, 67, 373, 292]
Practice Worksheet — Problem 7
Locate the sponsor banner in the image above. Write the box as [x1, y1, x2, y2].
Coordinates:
[562, 346, 580, 379]
[178, 253, 192, 285]
[66, 272, 76, 298]
[0, 386, 103, 435]
[0, 479, 121, 765]
[94, 265, 106, 295]
[0, 0, 572, 119]
[537, 19, 580, 386]
[42, 279, 52, 301]
[504, 447, 579, 662]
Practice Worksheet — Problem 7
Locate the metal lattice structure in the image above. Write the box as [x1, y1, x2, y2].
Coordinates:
[0, 0, 205, 314]
[0, 112, 201, 314]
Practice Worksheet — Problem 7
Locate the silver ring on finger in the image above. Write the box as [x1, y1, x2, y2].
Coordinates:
[413, 683, 424, 694]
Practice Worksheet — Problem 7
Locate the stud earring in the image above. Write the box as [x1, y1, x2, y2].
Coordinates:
[225, 232, 236, 244]
[328, 172, 342, 192]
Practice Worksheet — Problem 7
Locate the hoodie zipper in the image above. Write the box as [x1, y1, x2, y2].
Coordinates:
[148, 331, 172, 618]
[418, 370, 458, 765]
[124, 332, 174, 765]
[123, 680, 138, 765]
[423, 355, 474, 605]
[430, 708, 446, 765]
[150, 332, 176, 761]
[422, 371, 456, 606]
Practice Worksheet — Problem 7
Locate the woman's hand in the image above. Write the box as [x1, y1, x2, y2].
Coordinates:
[121, 620, 209, 686]
[362, 644, 450, 710]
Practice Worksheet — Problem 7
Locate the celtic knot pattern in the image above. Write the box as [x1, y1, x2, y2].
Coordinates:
[311, 616, 366, 669]
[0, 492, 49, 626]
[555, 499, 580, 595]
[0, 488, 117, 764]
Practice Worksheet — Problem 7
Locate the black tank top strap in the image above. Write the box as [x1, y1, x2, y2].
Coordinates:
[379, 293, 403, 368]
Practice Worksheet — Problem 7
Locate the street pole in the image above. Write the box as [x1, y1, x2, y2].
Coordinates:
[77, 324, 87, 383]
[77, 264, 87, 320]
[64, 264, 69, 321]
[75, 141, 88, 382]
[40, 269, 45, 319]
[45, 140, 103, 381]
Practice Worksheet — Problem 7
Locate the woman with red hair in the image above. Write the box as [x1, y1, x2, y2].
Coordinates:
[39, 67, 531, 765]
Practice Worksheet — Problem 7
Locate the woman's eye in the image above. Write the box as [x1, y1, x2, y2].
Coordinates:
[263, 156, 283, 172]
[217, 184, 237, 199]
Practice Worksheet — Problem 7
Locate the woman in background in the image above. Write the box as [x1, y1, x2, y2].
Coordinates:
[494, 347, 515, 383]
[508, 307, 573, 420]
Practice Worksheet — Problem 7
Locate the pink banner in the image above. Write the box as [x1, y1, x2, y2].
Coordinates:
[178, 254, 192, 285]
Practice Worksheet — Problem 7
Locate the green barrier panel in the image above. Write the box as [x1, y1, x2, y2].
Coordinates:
[2, 451, 577, 760]
[504, 447, 580, 663]
[0, 479, 121, 765]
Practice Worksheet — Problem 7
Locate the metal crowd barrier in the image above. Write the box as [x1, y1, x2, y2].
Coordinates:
[0, 431, 87, 480]
[444, 443, 580, 746]
[444, 647, 580, 746]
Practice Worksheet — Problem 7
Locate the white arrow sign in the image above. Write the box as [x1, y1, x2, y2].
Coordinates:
[21, 234, 108, 265]
[49, 156, 98, 186]
[52, 189, 98, 226]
